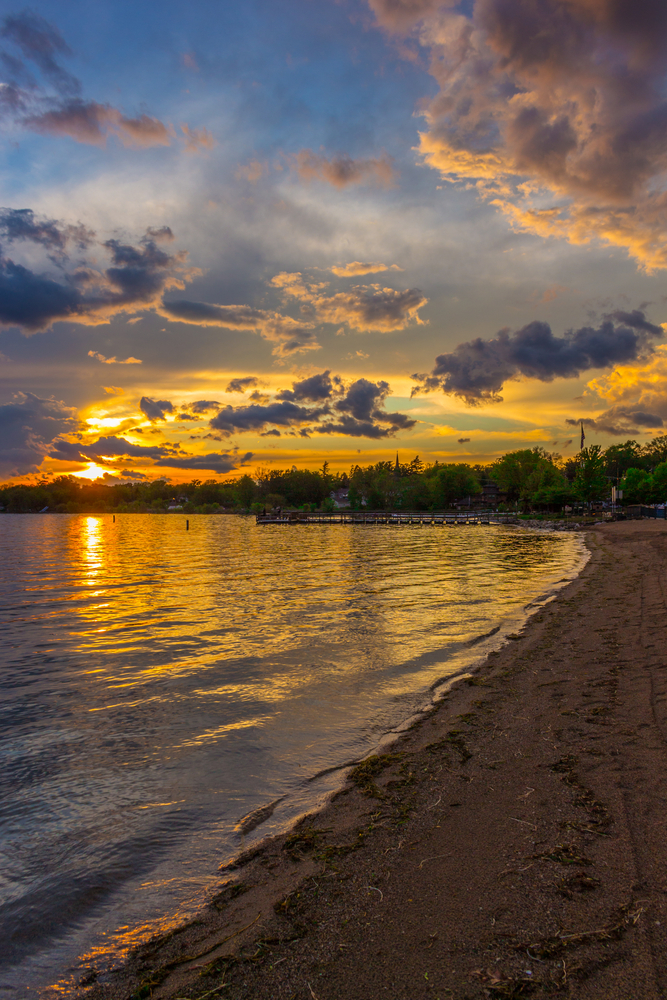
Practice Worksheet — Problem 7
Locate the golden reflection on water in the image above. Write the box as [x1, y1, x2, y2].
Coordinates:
[50, 517, 588, 715]
[1, 513, 587, 997]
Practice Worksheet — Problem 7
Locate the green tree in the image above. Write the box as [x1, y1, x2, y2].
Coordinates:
[642, 435, 667, 469]
[652, 462, 667, 502]
[432, 464, 481, 508]
[574, 446, 609, 503]
[235, 474, 256, 509]
[621, 467, 653, 504]
[490, 448, 560, 508]
[603, 440, 643, 481]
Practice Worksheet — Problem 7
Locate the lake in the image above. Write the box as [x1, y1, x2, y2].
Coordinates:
[0, 514, 587, 995]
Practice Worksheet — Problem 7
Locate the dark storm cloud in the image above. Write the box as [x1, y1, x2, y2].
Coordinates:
[225, 377, 260, 393]
[0, 207, 95, 257]
[320, 378, 417, 437]
[0, 225, 191, 332]
[153, 451, 253, 473]
[208, 374, 416, 439]
[411, 310, 662, 405]
[0, 391, 77, 477]
[0, 256, 81, 330]
[210, 401, 322, 436]
[50, 435, 170, 462]
[189, 399, 221, 413]
[276, 370, 339, 402]
[566, 406, 664, 437]
[48, 434, 250, 474]
[158, 300, 264, 327]
[159, 298, 322, 356]
[139, 397, 174, 421]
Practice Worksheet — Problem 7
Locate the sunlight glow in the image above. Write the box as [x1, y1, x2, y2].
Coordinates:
[72, 464, 112, 480]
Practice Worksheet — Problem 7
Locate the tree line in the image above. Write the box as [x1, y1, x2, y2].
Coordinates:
[2, 436, 667, 513]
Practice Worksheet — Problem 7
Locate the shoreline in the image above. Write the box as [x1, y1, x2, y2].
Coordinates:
[64, 521, 667, 999]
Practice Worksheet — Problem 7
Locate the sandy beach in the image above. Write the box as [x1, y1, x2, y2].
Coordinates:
[72, 521, 667, 1000]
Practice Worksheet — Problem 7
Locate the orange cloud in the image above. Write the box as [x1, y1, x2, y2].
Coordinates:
[27, 102, 174, 148]
[330, 261, 404, 276]
[271, 271, 427, 332]
[180, 124, 215, 153]
[398, 1, 667, 271]
[88, 352, 142, 364]
[294, 149, 396, 188]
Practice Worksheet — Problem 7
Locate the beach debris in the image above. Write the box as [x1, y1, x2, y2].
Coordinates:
[516, 901, 645, 959]
[365, 885, 383, 900]
[349, 752, 404, 797]
[307, 981, 322, 1000]
[509, 817, 537, 831]
[534, 843, 592, 866]
[472, 967, 535, 997]
[416, 853, 451, 869]
[556, 871, 601, 897]
[235, 796, 286, 835]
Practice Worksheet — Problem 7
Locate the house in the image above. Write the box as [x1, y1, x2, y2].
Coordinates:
[330, 489, 349, 508]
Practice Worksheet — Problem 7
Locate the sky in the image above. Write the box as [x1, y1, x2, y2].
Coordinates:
[1, 0, 667, 484]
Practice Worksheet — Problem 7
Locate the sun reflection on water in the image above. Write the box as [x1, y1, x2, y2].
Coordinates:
[0, 514, 588, 996]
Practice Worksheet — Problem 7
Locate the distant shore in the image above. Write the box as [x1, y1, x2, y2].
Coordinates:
[70, 521, 667, 1000]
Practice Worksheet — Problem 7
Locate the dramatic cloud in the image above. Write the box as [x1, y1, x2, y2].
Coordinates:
[294, 150, 396, 188]
[139, 397, 174, 421]
[158, 299, 320, 356]
[330, 262, 404, 277]
[48, 433, 250, 474]
[88, 351, 142, 364]
[50, 435, 170, 462]
[0, 220, 193, 332]
[0, 391, 77, 477]
[321, 378, 416, 438]
[0, 207, 94, 258]
[412, 309, 663, 405]
[188, 399, 221, 413]
[25, 101, 173, 147]
[566, 407, 664, 437]
[276, 370, 341, 402]
[225, 377, 260, 393]
[375, 0, 667, 269]
[210, 400, 323, 435]
[0, 10, 202, 151]
[209, 372, 416, 438]
[153, 451, 252, 472]
[271, 271, 427, 332]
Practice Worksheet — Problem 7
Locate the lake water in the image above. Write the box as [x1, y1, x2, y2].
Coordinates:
[0, 514, 588, 996]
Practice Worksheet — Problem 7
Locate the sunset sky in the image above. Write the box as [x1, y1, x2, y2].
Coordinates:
[2, 0, 667, 483]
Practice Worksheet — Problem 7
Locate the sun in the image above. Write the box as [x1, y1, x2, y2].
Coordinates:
[72, 463, 112, 480]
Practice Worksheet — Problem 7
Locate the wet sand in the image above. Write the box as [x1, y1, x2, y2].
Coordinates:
[73, 521, 667, 1000]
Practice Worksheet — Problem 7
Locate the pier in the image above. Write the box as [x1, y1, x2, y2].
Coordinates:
[256, 511, 513, 526]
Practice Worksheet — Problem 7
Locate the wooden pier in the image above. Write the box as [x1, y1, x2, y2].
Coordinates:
[256, 511, 513, 526]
